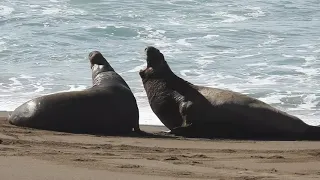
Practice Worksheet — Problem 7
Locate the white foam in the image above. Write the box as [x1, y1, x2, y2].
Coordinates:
[0, 95, 10, 97]
[313, 49, 320, 53]
[298, 94, 318, 110]
[279, 65, 318, 76]
[282, 54, 294, 58]
[304, 56, 316, 62]
[297, 49, 307, 52]
[180, 70, 191, 77]
[66, 8, 87, 16]
[282, 54, 317, 66]
[156, 30, 166, 34]
[42, 7, 87, 16]
[32, 84, 45, 93]
[128, 63, 147, 73]
[300, 44, 315, 49]
[226, 29, 238, 32]
[246, 76, 277, 86]
[215, 12, 248, 23]
[293, 112, 320, 126]
[263, 35, 284, 45]
[8, 77, 22, 86]
[246, 62, 268, 67]
[179, 69, 203, 77]
[168, 18, 181, 25]
[245, 6, 265, 18]
[176, 38, 192, 47]
[96, 26, 107, 29]
[67, 85, 87, 92]
[215, 49, 238, 55]
[82, 24, 114, 30]
[42, 7, 61, 15]
[194, 55, 215, 68]
[203, 35, 219, 39]
[20, 74, 36, 79]
[0, 5, 14, 16]
[127, 13, 141, 18]
[142, 28, 172, 48]
[258, 94, 288, 104]
[0, 41, 6, 52]
[235, 53, 261, 59]
[29, 5, 40, 8]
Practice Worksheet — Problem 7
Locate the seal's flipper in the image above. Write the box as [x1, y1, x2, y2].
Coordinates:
[303, 126, 320, 140]
[179, 101, 194, 127]
[170, 123, 193, 135]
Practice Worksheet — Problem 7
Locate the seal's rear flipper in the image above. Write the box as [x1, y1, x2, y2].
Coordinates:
[133, 128, 149, 136]
[170, 123, 194, 136]
[303, 126, 320, 140]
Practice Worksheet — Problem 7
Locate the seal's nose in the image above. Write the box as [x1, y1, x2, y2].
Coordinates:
[145, 46, 159, 54]
[88, 51, 107, 66]
[89, 52, 94, 58]
[89, 51, 101, 59]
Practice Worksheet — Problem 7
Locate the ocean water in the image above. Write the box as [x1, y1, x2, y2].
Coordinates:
[0, 0, 319, 126]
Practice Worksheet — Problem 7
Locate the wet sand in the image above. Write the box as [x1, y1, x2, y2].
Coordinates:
[1, 111, 320, 180]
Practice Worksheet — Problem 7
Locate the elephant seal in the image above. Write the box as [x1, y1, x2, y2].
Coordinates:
[139, 46, 320, 140]
[8, 51, 141, 135]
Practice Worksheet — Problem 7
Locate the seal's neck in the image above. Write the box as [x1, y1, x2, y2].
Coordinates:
[166, 69, 197, 95]
[92, 64, 114, 77]
[141, 65, 196, 96]
[91, 64, 116, 86]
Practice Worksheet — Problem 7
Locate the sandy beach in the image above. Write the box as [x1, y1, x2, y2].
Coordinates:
[1, 112, 320, 180]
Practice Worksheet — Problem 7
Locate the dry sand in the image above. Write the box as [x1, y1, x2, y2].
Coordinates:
[1, 111, 320, 180]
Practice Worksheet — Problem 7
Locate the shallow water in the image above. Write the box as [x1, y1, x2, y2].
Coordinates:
[0, 0, 319, 125]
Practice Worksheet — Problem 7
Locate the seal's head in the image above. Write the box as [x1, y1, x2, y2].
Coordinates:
[139, 46, 169, 79]
[145, 46, 166, 69]
[89, 51, 114, 76]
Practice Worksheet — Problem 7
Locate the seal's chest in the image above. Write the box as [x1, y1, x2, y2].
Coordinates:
[143, 81, 173, 103]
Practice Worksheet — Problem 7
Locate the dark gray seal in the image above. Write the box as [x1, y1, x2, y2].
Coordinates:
[139, 46, 320, 140]
[8, 51, 141, 135]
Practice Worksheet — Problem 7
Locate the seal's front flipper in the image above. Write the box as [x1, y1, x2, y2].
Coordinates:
[179, 101, 194, 128]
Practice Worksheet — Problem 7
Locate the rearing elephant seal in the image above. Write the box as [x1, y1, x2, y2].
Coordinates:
[8, 51, 141, 135]
[139, 46, 320, 140]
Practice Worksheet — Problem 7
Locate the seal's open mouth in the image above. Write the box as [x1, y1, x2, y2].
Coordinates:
[141, 46, 165, 72]
[89, 51, 107, 68]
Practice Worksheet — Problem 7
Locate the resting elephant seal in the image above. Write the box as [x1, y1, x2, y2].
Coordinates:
[8, 51, 141, 135]
[139, 46, 320, 140]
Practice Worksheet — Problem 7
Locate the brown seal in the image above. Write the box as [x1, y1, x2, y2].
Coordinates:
[139, 46, 320, 140]
[8, 51, 141, 135]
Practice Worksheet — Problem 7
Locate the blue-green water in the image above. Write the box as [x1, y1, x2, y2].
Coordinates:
[0, 0, 319, 125]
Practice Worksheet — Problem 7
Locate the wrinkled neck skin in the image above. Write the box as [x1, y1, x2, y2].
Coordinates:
[91, 64, 118, 87]
[141, 63, 196, 96]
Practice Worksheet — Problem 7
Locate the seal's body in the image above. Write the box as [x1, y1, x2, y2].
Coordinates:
[139, 46, 320, 140]
[8, 51, 140, 135]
